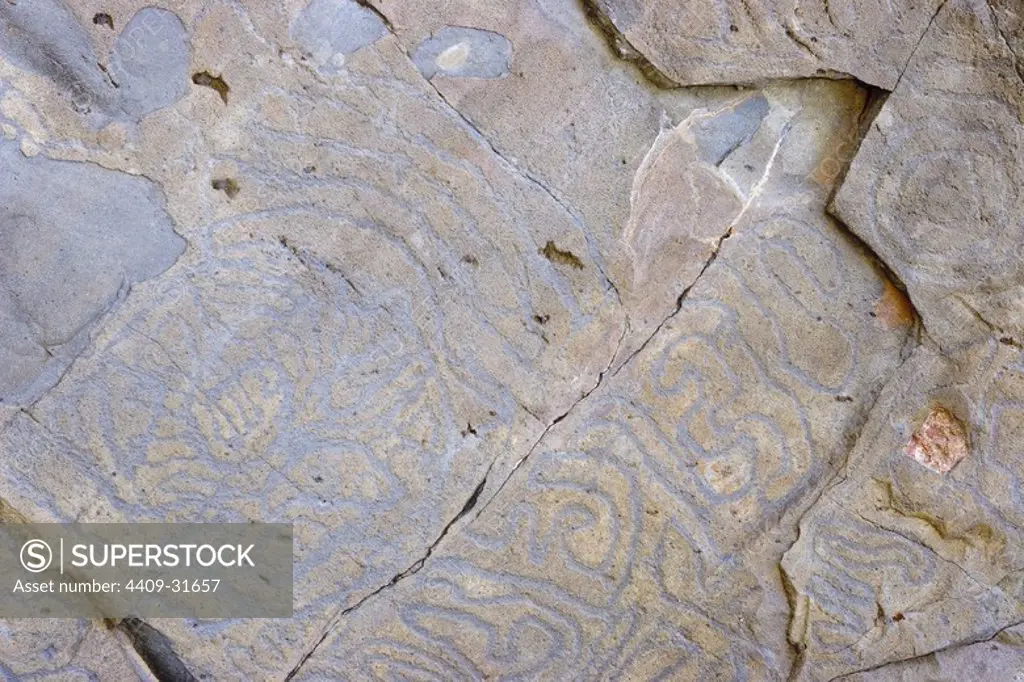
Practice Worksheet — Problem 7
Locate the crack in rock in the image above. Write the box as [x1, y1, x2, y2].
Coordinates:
[118, 618, 198, 682]
[283, 475, 488, 681]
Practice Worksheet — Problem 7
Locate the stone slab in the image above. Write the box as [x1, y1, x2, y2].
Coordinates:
[832, 0, 1024, 350]
[582, 0, 944, 88]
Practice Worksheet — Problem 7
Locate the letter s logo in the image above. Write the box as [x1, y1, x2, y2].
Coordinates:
[20, 540, 52, 573]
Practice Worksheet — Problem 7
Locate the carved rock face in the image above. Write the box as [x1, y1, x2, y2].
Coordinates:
[0, 0, 1022, 680]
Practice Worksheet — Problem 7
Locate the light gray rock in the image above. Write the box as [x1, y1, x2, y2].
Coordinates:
[0, 0, 118, 116]
[412, 26, 512, 79]
[291, 0, 390, 72]
[693, 93, 769, 165]
[0, 142, 184, 403]
[109, 8, 190, 120]
[0, 1, 191, 121]
[841, 624, 1024, 681]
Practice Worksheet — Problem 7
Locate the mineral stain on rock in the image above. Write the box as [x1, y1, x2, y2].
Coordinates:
[412, 27, 512, 79]
[93, 13, 114, 30]
[212, 177, 240, 198]
[905, 405, 970, 474]
[539, 240, 584, 270]
[874, 278, 916, 328]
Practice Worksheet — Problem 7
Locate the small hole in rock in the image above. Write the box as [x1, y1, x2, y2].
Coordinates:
[192, 71, 230, 104]
[212, 178, 240, 199]
[539, 241, 584, 270]
[93, 12, 114, 29]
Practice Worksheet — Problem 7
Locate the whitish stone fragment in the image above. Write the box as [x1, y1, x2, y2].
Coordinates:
[412, 27, 512, 79]
[904, 406, 969, 474]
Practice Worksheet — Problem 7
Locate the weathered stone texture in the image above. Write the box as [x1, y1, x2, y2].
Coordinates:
[0, 142, 184, 404]
[782, 341, 1024, 679]
[0, 619, 150, 680]
[841, 623, 1024, 681]
[289, 76, 914, 679]
[1, 0, 1023, 679]
[833, 0, 1024, 350]
[582, 0, 945, 88]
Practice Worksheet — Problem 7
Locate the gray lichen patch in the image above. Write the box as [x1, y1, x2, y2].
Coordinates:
[412, 27, 512, 80]
[0, 143, 184, 402]
[291, 0, 389, 73]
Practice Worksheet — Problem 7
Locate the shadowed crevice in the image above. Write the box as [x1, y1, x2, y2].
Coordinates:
[822, 85, 923, 335]
[577, 0, 680, 88]
[118, 618, 198, 682]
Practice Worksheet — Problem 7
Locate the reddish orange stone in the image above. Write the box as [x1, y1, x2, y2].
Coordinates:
[904, 406, 969, 474]
[875, 279, 916, 329]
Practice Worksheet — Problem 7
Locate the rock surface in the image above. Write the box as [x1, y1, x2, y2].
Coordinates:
[0, 142, 184, 403]
[581, 0, 945, 88]
[0, 0, 1022, 679]
[842, 623, 1024, 681]
[832, 0, 1024, 350]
